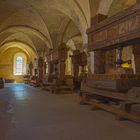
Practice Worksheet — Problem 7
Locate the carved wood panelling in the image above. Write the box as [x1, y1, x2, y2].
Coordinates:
[87, 4, 140, 51]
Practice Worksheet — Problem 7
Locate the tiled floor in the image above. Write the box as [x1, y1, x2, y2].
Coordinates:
[0, 83, 140, 140]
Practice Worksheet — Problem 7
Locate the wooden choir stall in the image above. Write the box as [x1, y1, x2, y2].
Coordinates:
[71, 50, 88, 90]
[24, 57, 46, 87]
[80, 2, 140, 123]
[43, 43, 73, 94]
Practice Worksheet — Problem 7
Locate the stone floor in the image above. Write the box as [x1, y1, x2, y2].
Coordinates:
[0, 83, 140, 140]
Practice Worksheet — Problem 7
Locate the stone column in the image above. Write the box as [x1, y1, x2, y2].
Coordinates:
[46, 53, 53, 76]
[43, 61, 47, 75]
[58, 43, 68, 81]
[29, 61, 33, 76]
[59, 61, 66, 80]
[38, 57, 44, 82]
[71, 50, 80, 78]
[47, 62, 51, 75]
[34, 58, 38, 76]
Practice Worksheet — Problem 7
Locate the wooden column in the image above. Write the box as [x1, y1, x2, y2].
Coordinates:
[89, 14, 107, 74]
[133, 45, 140, 74]
[116, 46, 123, 68]
[94, 50, 105, 74]
[105, 50, 116, 73]
[91, 14, 107, 26]
[79, 52, 87, 74]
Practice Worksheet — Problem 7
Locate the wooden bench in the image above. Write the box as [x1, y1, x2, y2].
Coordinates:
[29, 76, 40, 87]
[0, 78, 4, 89]
[42, 76, 73, 94]
[80, 76, 140, 123]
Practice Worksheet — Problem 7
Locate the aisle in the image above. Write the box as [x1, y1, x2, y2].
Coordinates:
[0, 84, 139, 140]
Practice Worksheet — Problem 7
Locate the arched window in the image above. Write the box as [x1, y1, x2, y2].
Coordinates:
[13, 53, 27, 75]
[16, 56, 23, 75]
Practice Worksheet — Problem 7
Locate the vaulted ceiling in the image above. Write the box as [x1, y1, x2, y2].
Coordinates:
[0, 0, 136, 57]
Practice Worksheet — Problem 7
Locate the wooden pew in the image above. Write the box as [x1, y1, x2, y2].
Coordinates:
[80, 75, 140, 123]
[29, 76, 40, 87]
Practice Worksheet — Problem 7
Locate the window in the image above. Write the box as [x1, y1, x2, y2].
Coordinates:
[13, 53, 27, 76]
[16, 56, 23, 75]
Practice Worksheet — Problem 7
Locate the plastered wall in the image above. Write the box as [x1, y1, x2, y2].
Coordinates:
[0, 47, 33, 83]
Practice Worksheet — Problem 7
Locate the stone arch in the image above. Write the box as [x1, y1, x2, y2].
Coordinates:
[48, 0, 90, 44]
[0, 41, 37, 59]
[108, 0, 136, 16]
[0, 25, 52, 49]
